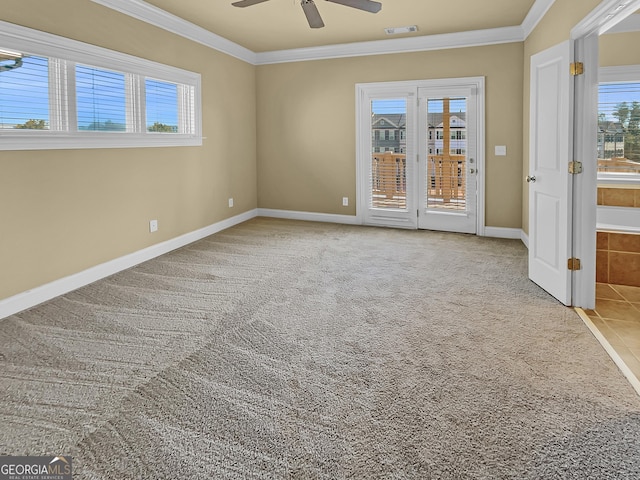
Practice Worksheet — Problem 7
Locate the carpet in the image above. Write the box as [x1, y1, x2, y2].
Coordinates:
[1, 217, 639, 479]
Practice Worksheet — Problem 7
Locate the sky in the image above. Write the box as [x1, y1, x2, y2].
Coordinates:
[598, 83, 640, 121]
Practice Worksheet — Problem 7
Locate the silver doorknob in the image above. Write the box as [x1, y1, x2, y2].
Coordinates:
[526, 175, 536, 183]
[470, 168, 476, 174]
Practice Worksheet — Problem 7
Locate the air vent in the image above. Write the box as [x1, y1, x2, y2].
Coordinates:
[385, 25, 419, 35]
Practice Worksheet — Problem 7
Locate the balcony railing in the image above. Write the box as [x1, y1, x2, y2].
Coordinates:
[427, 154, 466, 209]
[371, 151, 466, 210]
[372, 152, 407, 208]
[598, 157, 640, 174]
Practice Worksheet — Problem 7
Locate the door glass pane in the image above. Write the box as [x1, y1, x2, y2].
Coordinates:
[371, 98, 407, 209]
[426, 97, 467, 211]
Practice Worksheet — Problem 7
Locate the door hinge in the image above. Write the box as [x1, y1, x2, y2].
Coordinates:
[570, 62, 584, 76]
[569, 161, 583, 174]
[567, 258, 581, 271]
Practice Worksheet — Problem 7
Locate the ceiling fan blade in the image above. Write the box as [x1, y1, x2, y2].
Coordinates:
[301, 0, 325, 28]
[231, 0, 271, 7]
[325, 0, 381, 13]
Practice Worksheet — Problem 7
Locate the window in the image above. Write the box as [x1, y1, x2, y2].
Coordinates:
[436, 130, 444, 140]
[598, 66, 640, 183]
[0, 21, 201, 150]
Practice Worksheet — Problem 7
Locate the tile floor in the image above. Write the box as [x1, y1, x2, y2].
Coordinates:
[585, 283, 640, 379]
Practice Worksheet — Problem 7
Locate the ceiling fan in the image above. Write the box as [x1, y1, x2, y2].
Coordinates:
[231, 0, 382, 29]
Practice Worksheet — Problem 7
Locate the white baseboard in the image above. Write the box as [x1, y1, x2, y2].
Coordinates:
[483, 226, 529, 249]
[0, 209, 258, 321]
[483, 226, 522, 239]
[258, 208, 361, 225]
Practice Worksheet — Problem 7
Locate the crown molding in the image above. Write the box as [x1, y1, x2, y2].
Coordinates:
[90, 0, 257, 64]
[255, 26, 524, 65]
[91, 0, 556, 66]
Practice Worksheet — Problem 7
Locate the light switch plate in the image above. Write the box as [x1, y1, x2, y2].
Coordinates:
[495, 145, 507, 156]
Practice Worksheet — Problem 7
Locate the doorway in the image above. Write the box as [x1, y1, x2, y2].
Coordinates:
[571, 0, 640, 308]
[356, 78, 484, 234]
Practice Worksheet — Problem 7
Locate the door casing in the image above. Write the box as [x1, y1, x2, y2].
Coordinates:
[570, 0, 640, 308]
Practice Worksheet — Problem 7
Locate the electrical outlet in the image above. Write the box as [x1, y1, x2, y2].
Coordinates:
[228, 198, 234, 208]
[149, 219, 158, 233]
[342, 197, 349, 207]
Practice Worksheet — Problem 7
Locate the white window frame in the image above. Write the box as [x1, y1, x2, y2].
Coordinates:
[598, 65, 640, 185]
[0, 20, 202, 150]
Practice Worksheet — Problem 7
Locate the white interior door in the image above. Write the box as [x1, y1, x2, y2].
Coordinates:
[528, 40, 573, 305]
[417, 86, 478, 233]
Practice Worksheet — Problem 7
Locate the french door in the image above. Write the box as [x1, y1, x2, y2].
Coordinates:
[357, 78, 483, 233]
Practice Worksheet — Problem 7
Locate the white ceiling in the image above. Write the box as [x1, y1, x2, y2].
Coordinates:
[141, 0, 537, 52]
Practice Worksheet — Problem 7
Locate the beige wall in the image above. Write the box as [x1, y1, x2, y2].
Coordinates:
[257, 43, 524, 229]
[521, 0, 602, 234]
[600, 31, 640, 66]
[0, 1, 257, 300]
